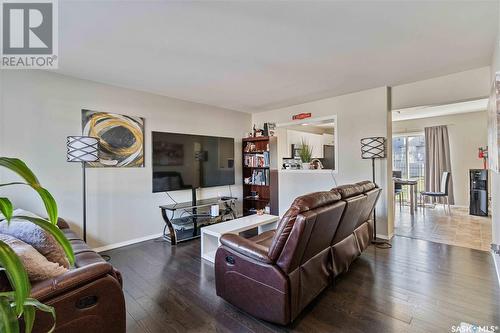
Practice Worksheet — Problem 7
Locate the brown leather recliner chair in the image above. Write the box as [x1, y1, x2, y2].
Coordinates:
[0, 218, 126, 333]
[215, 181, 381, 325]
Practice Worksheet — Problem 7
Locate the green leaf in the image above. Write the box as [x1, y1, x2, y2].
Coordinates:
[0, 158, 39, 186]
[0, 182, 27, 188]
[0, 198, 13, 223]
[31, 188, 58, 225]
[0, 292, 15, 300]
[5, 297, 54, 333]
[23, 299, 55, 333]
[0, 297, 20, 333]
[22, 304, 35, 333]
[0, 183, 58, 226]
[0, 241, 30, 316]
[13, 216, 74, 266]
[0, 157, 58, 224]
[299, 139, 313, 163]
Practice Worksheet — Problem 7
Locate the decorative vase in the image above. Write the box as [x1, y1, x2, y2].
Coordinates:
[301, 162, 311, 170]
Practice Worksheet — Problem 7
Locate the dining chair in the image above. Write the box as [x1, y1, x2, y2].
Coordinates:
[421, 171, 451, 215]
[393, 170, 404, 210]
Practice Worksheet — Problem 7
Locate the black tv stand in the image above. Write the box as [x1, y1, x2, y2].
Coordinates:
[191, 188, 198, 235]
[159, 192, 237, 245]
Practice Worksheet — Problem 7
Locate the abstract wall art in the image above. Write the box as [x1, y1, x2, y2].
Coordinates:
[82, 109, 145, 167]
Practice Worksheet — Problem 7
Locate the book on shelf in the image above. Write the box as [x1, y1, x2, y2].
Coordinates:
[247, 169, 270, 186]
[244, 151, 270, 168]
[247, 208, 258, 214]
[244, 195, 263, 200]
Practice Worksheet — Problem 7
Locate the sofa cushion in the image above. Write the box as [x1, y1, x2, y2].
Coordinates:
[0, 219, 70, 269]
[0, 234, 68, 281]
[12, 208, 43, 219]
[268, 191, 341, 261]
[353, 222, 371, 252]
[356, 180, 376, 192]
[357, 187, 381, 228]
[334, 184, 364, 199]
[331, 233, 361, 277]
[249, 230, 275, 248]
[286, 191, 342, 214]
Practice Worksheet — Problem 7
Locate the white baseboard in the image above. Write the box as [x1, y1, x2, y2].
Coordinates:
[376, 232, 394, 240]
[93, 233, 163, 253]
[493, 251, 500, 288]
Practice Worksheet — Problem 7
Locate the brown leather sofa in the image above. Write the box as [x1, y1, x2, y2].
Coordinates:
[0, 218, 126, 333]
[215, 181, 381, 325]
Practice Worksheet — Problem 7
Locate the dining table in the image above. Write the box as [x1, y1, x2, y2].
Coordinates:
[393, 178, 418, 215]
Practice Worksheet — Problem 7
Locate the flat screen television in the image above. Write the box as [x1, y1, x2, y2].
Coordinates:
[152, 131, 235, 192]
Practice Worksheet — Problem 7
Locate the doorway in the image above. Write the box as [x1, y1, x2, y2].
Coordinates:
[391, 100, 492, 251]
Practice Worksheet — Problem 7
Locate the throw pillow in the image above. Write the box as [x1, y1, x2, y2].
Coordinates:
[0, 234, 68, 281]
[12, 208, 44, 219]
[1, 208, 44, 222]
[0, 219, 70, 269]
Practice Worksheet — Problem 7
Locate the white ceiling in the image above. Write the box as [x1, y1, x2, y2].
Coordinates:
[57, 1, 498, 113]
[286, 122, 334, 135]
[392, 98, 488, 122]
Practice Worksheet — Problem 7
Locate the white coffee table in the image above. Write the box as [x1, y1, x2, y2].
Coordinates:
[200, 214, 279, 263]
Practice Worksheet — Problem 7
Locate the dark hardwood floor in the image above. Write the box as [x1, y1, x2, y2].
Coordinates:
[103, 236, 500, 333]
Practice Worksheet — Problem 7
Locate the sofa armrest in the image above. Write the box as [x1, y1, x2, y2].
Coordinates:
[220, 234, 273, 264]
[56, 217, 70, 229]
[113, 268, 123, 288]
[30, 262, 116, 301]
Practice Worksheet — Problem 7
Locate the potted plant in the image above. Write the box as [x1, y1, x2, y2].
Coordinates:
[299, 139, 313, 170]
[0, 157, 74, 333]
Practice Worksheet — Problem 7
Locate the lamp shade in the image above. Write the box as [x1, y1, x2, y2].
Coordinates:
[67, 136, 99, 162]
[360, 137, 386, 159]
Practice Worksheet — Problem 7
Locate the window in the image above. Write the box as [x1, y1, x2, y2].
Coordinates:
[393, 134, 425, 198]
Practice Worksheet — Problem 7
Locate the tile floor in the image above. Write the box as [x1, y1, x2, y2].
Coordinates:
[394, 204, 492, 251]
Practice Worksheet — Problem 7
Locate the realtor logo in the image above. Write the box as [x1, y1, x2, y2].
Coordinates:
[1, 0, 58, 68]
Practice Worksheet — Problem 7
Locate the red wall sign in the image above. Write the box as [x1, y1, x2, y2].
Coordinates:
[292, 113, 312, 120]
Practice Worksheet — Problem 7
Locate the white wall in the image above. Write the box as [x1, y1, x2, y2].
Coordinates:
[490, 9, 500, 248]
[392, 111, 488, 207]
[392, 66, 491, 110]
[0, 71, 251, 248]
[0, 71, 4, 184]
[253, 87, 394, 238]
[285, 129, 326, 158]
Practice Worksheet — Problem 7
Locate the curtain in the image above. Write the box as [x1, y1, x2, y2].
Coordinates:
[424, 125, 454, 204]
